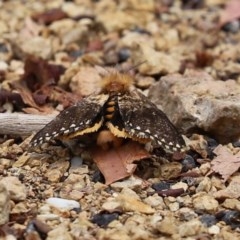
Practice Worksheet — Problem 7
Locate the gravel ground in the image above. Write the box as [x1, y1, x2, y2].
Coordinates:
[1, 0, 240, 239]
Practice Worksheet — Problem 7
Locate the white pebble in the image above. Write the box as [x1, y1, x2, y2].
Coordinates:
[0, 61, 8, 71]
[208, 225, 220, 235]
[46, 197, 80, 211]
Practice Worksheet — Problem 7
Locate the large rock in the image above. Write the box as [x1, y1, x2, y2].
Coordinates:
[149, 70, 240, 143]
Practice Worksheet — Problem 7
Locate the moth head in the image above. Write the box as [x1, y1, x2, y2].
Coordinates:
[101, 71, 134, 93]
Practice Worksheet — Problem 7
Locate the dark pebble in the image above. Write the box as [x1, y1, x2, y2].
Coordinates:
[152, 181, 171, 191]
[91, 212, 119, 228]
[0, 43, 9, 53]
[216, 210, 240, 229]
[118, 48, 131, 62]
[206, 137, 218, 159]
[222, 20, 240, 33]
[232, 140, 240, 148]
[69, 50, 84, 58]
[92, 170, 105, 183]
[181, 155, 197, 172]
[199, 214, 217, 227]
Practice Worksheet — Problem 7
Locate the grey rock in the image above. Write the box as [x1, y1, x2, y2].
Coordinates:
[149, 70, 240, 143]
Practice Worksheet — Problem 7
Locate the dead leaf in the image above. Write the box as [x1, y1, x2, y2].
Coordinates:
[0, 89, 24, 109]
[91, 141, 150, 185]
[220, 0, 240, 26]
[211, 145, 240, 182]
[34, 85, 82, 108]
[22, 56, 65, 92]
[10, 81, 54, 114]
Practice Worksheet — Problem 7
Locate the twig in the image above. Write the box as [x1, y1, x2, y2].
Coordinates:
[0, 113, 55, 136]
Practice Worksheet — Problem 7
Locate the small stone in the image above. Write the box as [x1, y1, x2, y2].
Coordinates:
[102, 200, 122, 212]
[168, 202, 179, 211]
[144, 194, 166, 209]
[0, 21, 8, 34]
[110, 176, 143, 190]
[214, 176, 240, 199]
[47, 225, 73, 240]
[159, 162, 182, 179]
[37, 213, 61, 222]
[157, 216, 178, 235]
[46, 197, 80, 211]
[116, 191, 154, 214]
[196, 177, 212, 193]
[12, 202, 28, 214]
[222, 198, 240, 211]
[171, 182, 188, 192]
[0, 183, 10, 225]
[45, 161, 70, 183]
[91, 212, 119, 227]
[0, 176, 27, 201]
[136, 77, 155, 89]
[208, 225, 220, 235]
[181, 154, 197, 172]
[60, 173, 88, 200]
[199, 214, 217, 227]
[178, 207, 198, 221]
[0, 61, 8, 71]
[193, 193, 219, 213]
[179, 219, 205, 237]
[152, 181, 171, 191]
[18, 36, 52, 59]
[69, 156, 83, 173]
[199, 162, 211, 175]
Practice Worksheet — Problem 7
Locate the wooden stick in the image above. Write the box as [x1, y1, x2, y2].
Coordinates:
[0, 113, 56, 136]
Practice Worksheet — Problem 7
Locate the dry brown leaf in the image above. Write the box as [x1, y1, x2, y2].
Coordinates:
[211, 145, 240, 182]
[220, 0, 240, 26]
[35, 85, 82, 108]
[10, 81, 54, 114]
[91, 141, 150, 185]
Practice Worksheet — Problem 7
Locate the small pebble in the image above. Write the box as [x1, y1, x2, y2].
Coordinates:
[152, 181, 171, 191]
[208, 225, 220, 235]
[46, 197, 80, 211]
[199, 214, 217, 227]
[181, 155, 197, 172]
[91, 212, 119, 227]
[0, 61, 8, 71]
[69, 156, 83, 172]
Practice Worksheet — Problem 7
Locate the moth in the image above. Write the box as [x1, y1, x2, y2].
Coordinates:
[30, 70, 186, 153]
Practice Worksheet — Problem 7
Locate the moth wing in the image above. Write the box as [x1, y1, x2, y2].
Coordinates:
[30, 94, 109, 147]
[117, 90, 185, 153]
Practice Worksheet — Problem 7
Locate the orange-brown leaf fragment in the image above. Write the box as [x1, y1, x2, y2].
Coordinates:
[91, 142, 150, 185]
[211, 145, 240, 182]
